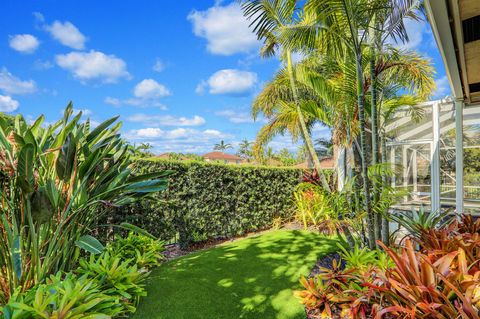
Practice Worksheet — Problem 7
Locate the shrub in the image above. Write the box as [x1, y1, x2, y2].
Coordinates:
[107, 158, 310, 248]
[0, 272, 123, 318]
[77, 252, 148, 314]
[108, 232, 165, 269]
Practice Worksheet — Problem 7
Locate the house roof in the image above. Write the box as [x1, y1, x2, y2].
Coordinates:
[425, 0, 480, 103]
[203, 152, 242, 161]
[294, 157, 335, 169]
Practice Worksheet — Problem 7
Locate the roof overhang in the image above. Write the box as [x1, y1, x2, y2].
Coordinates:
[425, 0, 480, 104]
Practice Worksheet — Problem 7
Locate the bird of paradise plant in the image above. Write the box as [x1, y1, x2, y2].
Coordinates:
[0, 104, 171, 303]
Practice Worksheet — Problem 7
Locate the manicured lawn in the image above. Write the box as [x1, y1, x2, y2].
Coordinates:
[132, 230, 339, 319]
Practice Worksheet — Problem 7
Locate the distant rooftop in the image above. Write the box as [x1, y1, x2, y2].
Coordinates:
[203, 152, 242, 161]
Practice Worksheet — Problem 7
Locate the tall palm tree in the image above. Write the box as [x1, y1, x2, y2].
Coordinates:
[283, 0, 430, 248]
[241, 0, 331, 191]
[214, 140, 233, 151]
[237, 139, 253, 160]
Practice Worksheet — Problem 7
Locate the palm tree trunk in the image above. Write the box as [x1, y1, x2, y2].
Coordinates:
[286, 51, 331, 192]
[370, 37, 382, 244]
[354, 48, 375, 249]
[381, 133, 390, 245]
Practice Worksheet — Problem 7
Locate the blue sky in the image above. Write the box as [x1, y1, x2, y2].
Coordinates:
[0, 0, 450, 154]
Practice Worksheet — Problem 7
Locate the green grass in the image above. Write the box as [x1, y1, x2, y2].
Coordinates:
[133, 230, 339, 319]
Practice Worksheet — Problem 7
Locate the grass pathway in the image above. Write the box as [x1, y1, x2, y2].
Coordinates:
[133, 230, 339, 319]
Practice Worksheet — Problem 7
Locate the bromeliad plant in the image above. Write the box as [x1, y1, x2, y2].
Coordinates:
[296, 216, 480, 318]
[107, 232, 165, 269]
[0, 104, 170, 303]
[0, 272, 124, 319]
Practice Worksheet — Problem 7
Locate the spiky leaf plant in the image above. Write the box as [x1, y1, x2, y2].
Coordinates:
[0, 103, 170, 303]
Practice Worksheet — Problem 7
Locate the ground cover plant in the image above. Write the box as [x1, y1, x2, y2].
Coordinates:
[0, 232, 164, 318]
[132, 230, 340, 319]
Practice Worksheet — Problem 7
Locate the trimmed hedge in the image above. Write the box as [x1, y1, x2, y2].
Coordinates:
[108, 159, 305, 248]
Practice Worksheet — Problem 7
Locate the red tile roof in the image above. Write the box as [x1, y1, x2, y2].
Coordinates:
[203, 152, 242, 161]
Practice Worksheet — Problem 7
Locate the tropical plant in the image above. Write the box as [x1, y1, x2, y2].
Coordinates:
[213, 140, 232, 151]
[275, 0, 435, 247]
[338, 243, 393, 271]
[276, 148, 297, 166]
[236, 139, 253, 161]
[77, 251, 147, 314]
[390, 206, 452, 241]
[108, 232, 165, 269]
[293, 182, 358, 247]
[0, 272, 123, 318]
[241, 0, 331, 191]
[0, 104, 170, 302]
[296, 218, 480, 319]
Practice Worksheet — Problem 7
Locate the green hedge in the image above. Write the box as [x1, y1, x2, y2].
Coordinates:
[107, 159, 305, 248]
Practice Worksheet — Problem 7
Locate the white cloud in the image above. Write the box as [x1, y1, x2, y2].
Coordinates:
[200, 69, 257, 95]
[34, 60, 54, 70]
[9, 34, 40, 54]
[390, 18, 432, 51]
[104, 96, 121, 106]
[127, 114, 206, 127]
[215, 109, 254, 123]
[0, 95, 19, 112]
[433, 75, 450, 98]
[33, 12, 45, 23]
[128, 127, 229, 140]
[105, 79, 171, 109]
[55, 50, 129, 83]
[45, 20, 87, 49]
[153, 59, 165, 72]
[124, 98, 168, 110]
[134, 127, 164, 138]
[72, 108, 92, 116]
[127, 127, 233, 154]
[134, 79, 171, 99]
[0, 68, 37, 95]
[187, 2, 259, 55]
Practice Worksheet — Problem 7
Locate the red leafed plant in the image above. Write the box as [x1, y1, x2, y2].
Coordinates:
[296, 216, 480, 319]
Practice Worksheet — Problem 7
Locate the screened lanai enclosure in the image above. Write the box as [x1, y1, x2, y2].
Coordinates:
[386, 98, 480, 214]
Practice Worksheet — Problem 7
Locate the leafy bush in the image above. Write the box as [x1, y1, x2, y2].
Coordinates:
[391, 206, 451, 240]
[108, 232, 165, 269]
[107, 158, 308, 248]
[0, 232, 164, 318]
[338, 244, 393, 271]
[0, 105, 170, 302]
[77, 252, 148, 314]
[0, 272, 123, 318]
[296, 216, 480, 318]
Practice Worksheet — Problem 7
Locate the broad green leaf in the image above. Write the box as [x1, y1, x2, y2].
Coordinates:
[56, 132, 77, 181]
[75, 235, 105, 255]
[118, 222, 156, 239]
[12, 235, 22, 280]
[16, 143, 35, 194]
[86, 116, 119, 144]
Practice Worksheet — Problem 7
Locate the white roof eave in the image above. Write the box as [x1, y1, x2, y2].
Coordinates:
[424, 0, 464, 100]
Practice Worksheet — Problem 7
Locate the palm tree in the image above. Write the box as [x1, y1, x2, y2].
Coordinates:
[237, 139, 253, 160]
[241, 0, 331, 191]
[214, 140, 233, 151]
[279, 0, 430, 248]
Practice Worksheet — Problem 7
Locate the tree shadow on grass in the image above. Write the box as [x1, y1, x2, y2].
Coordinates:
[133, 230, 339, 319]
